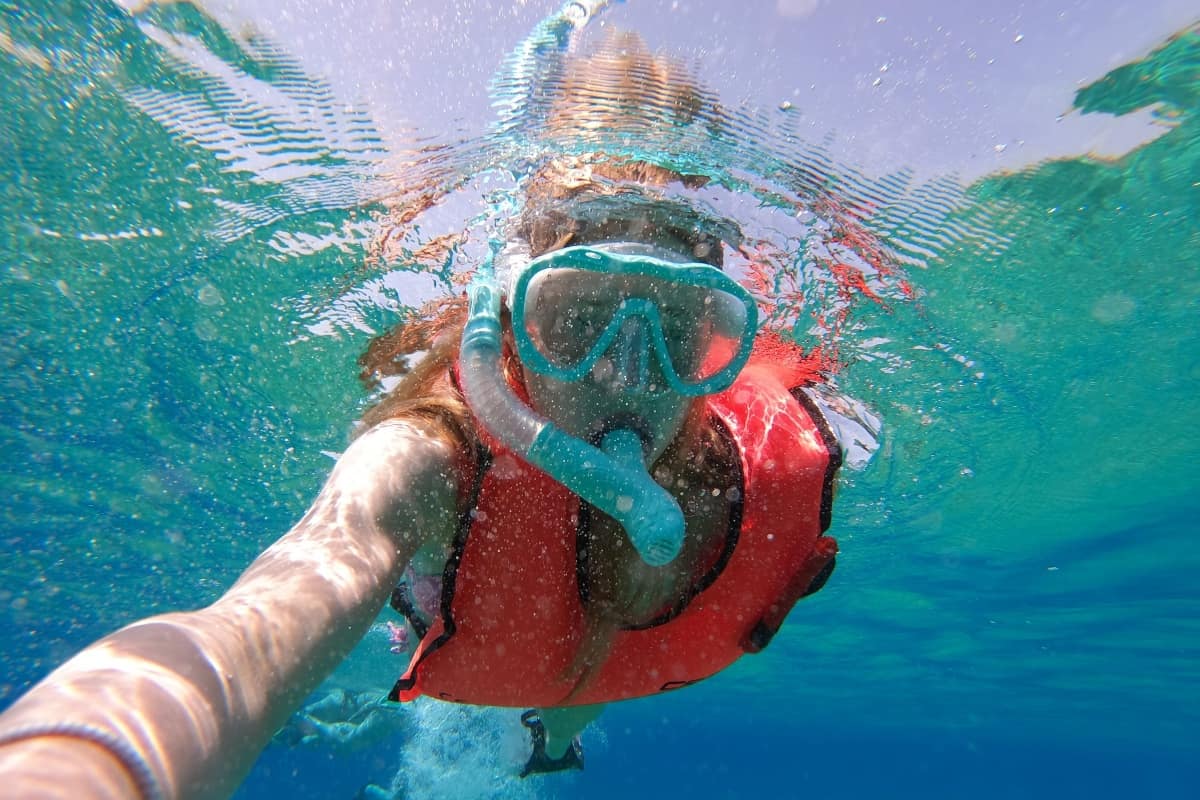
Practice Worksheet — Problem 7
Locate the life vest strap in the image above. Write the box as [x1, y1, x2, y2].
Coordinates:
[789, 387, 844, 533]
[740, 535, 838, 653]
[388, 442, 494, 703]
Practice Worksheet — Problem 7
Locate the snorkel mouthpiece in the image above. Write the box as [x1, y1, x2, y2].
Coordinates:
[527, 425, 684, 566]
[460, 257, 685, 567]
[601, 428, 681, 566]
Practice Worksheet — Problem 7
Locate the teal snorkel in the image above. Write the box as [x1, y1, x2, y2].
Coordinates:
[459, 251, 686, 567]
[460, 0, 689, 565]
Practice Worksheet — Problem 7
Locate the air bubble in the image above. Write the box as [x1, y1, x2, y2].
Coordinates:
[197, 282, 225, 306]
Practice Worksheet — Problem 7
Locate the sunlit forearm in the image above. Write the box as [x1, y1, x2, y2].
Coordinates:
[0, 420, 459, 800]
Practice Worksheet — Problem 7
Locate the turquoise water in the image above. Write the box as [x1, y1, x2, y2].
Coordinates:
[3, 1, 1198, 798]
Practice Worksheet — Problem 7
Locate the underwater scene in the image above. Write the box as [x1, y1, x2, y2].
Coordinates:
[2, 0, 1197, 797]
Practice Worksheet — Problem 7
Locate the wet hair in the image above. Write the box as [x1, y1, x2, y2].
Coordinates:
[516, 27, 738, 266]
[519, 186, 731, 267]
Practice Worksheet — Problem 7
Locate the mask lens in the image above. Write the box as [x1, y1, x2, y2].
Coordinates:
[521, 266, 750, 387]
[523, 268, 622, 369]
[658, 282, 748, 382]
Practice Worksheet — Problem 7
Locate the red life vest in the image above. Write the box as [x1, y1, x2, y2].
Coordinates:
[388, 362, 841, 707]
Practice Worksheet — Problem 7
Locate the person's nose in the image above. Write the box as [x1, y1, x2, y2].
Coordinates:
[607, 317, 653, 393]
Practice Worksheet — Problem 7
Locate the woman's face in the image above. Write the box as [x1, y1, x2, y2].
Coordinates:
[517, 263, 703, 461]
[515, 233, 720, 462]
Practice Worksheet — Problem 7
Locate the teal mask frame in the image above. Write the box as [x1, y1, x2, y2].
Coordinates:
[510, 245, 759, 396]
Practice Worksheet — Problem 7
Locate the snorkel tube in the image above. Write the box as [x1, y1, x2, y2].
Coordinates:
[462, 0, 682, 565]
[459, 254, 685, 567]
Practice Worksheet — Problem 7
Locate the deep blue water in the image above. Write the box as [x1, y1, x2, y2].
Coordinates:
[239, 681, 1200, 799]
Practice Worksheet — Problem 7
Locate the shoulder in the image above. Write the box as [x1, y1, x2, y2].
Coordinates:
[326, 417, 472, 548]
[337, 417, 463, 479]
[715, 366, 879, 471]
[337, 415, 470, 494]
[790, 383, 881, 471]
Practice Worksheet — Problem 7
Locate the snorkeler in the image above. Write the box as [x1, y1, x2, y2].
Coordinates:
[377, 213, 842, 776]
[0, 25, 848, 800]
[0, 192, 842, 796]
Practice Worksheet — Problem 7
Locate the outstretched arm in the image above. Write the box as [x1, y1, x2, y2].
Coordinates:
[0, 419, 461, 800]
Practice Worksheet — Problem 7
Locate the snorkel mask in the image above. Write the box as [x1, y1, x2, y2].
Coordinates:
[459, 242, 757, 566]
[512, 243, 757, 396]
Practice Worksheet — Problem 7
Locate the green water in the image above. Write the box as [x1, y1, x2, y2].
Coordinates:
[1, 3, 1197, 792]
[764, 25, 1200, 747]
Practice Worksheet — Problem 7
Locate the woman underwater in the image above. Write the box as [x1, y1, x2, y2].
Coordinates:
[0, 29, 849, 800]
